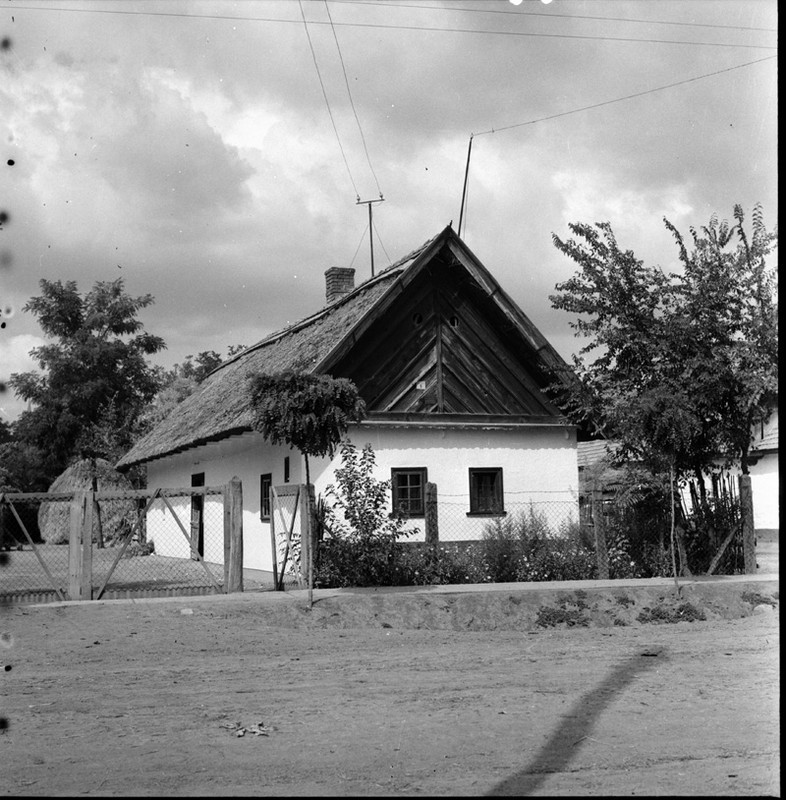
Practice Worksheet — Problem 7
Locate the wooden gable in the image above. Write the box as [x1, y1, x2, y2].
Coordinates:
[325, 232, 564, 419]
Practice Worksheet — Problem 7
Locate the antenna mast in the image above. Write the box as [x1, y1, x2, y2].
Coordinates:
[356, 196, 385, 276]
[458, 134, 473, 239]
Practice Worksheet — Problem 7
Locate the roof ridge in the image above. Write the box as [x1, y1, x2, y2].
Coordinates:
[209, 232, 442, 377]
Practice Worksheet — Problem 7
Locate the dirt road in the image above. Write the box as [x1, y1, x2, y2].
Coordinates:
[0, 584, 779, 796]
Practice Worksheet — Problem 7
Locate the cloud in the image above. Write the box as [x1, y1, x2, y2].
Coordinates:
[0, 334, 45, 422]
[0, 0, 777, 425]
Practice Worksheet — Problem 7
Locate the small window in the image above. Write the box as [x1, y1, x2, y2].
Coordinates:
[284, 456, 290, 483]
[391, 468, 427, 518]
[469, 468, 504, 515]
[260, 473, 272, 521]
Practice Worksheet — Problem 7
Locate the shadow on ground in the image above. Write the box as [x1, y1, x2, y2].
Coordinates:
[488, 651, 664, 795]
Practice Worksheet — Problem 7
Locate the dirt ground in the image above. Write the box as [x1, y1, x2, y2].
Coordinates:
[0, 579, 779, 797]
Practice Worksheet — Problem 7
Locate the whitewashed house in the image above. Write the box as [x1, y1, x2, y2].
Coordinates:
[117, 226, 580, 574]
[747, 408, 779, 535]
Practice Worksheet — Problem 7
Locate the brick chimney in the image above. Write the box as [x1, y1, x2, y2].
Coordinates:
[325, 266, 355, 304]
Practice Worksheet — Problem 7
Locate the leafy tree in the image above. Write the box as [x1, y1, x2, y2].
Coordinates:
[550, 206, 777, 577]
[248, 370, 366, 603]
[248, 371, 366, 486]
[0, 418, 12, 445]
[8, 278, 165, 485]
[550, 205, 777, 481]
[136, 345, 245, 437]
[664, 205, 778, 475]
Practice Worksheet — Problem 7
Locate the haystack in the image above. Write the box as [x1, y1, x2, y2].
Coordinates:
[38, 459, 136, 545]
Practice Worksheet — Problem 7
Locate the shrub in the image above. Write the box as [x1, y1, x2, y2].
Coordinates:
[313, 440, 417, 588]
[636, 601, 706, 624]
[536, 603, 590, 628]
[478, 510, 597, 583]
[680, 491, 744, 574]
[396, 543, 486, 586]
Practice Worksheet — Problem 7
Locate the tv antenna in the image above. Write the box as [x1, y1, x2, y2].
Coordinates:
[357, 195, 385, 276]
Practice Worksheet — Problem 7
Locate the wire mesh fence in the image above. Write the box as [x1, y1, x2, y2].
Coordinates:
[417, 495, 595, 584]
[93, 489, 227, 598]
[0, 493, 73, 602]
[432, 496, 581, 543]
[0, 486, 252, 603]
[309, 484, 750, 589]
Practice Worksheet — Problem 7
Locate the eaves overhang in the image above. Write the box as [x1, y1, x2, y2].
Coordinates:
[359, 411, 574, 431]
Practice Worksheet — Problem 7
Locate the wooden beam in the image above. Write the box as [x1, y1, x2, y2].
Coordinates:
[224, 476, 244, 593]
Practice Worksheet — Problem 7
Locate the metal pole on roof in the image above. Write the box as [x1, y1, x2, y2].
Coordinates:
[357, 196, 384, 277]
[458, 134, 473, 239]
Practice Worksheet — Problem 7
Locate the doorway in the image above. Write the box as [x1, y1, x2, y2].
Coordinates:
[190, 472, 205, 560]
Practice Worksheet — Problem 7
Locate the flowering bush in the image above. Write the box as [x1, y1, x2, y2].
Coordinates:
[482, 509, 597, 583]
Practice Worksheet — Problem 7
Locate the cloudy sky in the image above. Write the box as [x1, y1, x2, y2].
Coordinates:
[0, 0, 778, 422]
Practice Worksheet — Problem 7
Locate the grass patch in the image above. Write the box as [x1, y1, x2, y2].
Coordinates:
[637, 602, 706, 624]
[536, 604, 590, 628]
[614, 593, 634, 607]
[740, 591, 777, 607]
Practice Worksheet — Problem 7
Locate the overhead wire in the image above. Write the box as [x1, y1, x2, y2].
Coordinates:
[331, 0, 778, 34]
[458, 54, 777, 239]
[9, 5, 778, 50]
[348, 224, 369, 269]
[473, 55, 777, 137]
[371, 221, 391, 265]
[323, 0, 384, 199]
[296, 0, 360, 199]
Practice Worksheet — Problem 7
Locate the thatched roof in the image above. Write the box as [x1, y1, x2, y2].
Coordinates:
[119, 225, 577, 470]
[117, 234, 437, 469]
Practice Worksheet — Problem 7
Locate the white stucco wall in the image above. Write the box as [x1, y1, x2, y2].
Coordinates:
[311, 424, 580, 543]
[145, 432, 303, 573]
[749, 452, 779, 531]
[143, 423, 579, 573]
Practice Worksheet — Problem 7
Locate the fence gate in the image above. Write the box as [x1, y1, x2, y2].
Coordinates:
[270, 484, 313, 591]
[0, 479, 244, 604]
[0, 491, 73, 603]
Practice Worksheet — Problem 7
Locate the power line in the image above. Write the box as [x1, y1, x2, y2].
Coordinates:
[9, 5, 777, 50]
[297, 0, 360, 198]
[458, 54, 777, 239]
[323, 0, 384, 198]
[331, 0, 778, 34]
[371, 220, 391, 265]
[473, 55, 777, 137]
[348, 223, 369, 269]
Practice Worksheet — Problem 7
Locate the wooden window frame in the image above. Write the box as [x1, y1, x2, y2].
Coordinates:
[467, 467, 505, 516]
[260, 473, 272, 521]
[391, 467, 428, 518]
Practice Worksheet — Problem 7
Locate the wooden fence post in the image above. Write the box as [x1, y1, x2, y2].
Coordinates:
[69, 491, 93, 601]
[591, 485, 609, 580]
[425, 482, 439, 546]
[299, 484, 315, 607]
[739, 474, 756, 574]
[223, 477, 244, 593]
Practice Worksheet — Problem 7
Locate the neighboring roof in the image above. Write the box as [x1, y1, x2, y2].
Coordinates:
[118, 226, 570, 469]
[577, 440, 619, 469]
